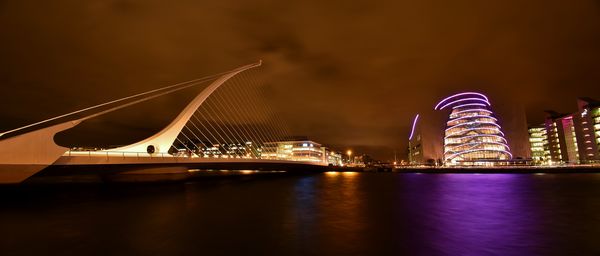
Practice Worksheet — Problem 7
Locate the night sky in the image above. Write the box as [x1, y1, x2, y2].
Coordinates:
[1, 0, 600, 160]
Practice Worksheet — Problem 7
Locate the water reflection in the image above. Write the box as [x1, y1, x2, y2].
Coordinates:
[2, 173, 600, 255]
[421, 174, 541, 255]
[286, 172, 367, 254]
[319, 172, 365, 253]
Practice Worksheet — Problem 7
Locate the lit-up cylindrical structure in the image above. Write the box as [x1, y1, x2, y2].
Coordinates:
[435, 92, 512, 165]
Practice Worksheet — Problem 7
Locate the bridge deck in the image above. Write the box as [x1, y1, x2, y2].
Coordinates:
[55, 151, 326, 166]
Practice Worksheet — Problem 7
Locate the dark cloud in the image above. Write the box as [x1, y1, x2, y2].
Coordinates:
[1, 0, 600, 160]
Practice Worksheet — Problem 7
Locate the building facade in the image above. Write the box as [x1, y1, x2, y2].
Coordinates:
[262, 138, 326, 164]
[408, 113, 444, 166]
[324, 148, 343, 166]
[546, 112, 580, 163]
[435, 92, 512, 166]
[527, 125, 550, 164]
[575, 98, 600, 163]
[527, 98, 600, 165]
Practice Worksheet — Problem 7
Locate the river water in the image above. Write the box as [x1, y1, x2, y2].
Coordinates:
[2, 172, 600, 255]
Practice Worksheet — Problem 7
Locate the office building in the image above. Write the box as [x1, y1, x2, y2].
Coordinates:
[575, 98, 600, 163]
[324, 148, 343, 166]
[526, 98, 600, 165]
[527, 125, 550, 164]
[262, 137, 325, 163]
[408, 113, 444, 165]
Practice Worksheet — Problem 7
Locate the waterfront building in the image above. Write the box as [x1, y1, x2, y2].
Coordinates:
[575, 98, 600, 163]
[196, 142, 255, 158]
[407, 113, 444, 166]
[407, 114, 422, 164]
[170, 142, 257, 158]
[351, 154, 372, 167]
[324, 148, 343, 166]
[527, 125, 550, 164]
[543, 112, 579, 164]
[434, 92, 512, 166]
[262, 137, 325, 163]
[526, 98, 600, 165]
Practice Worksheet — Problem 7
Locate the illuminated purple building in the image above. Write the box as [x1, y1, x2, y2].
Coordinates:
[435, 92, 512, 166]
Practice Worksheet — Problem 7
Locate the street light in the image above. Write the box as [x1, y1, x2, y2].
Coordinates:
[346, 150, 352, 164]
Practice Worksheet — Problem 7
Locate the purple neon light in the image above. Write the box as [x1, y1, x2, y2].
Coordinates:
[445, 139, 510, 149]
[445, 121, 501, 132]
[448, 114, 498, 123]
[445, 143, 483, 156]
[446, 147, 512, 158]
[451, 108, 493, 117]
[448, 142, 478, 151]
[444, 133, 508, 143]
[445, 127, 505, 137]
[444, 141, 511, 151]
[446, 133, 506, 139]
[409, 114, 420, 140]
[437, 98, 491, 110]
[445, 142, 510, 157]
[434, 92, 490, 110]
[446, 148, 513, 161]
[445, 141, 509, 150]
[451, 103, 488, 109]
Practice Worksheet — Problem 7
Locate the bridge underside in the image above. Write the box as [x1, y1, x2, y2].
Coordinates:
[22, 161, 326, 183]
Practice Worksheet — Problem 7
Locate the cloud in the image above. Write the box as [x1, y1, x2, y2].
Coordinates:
[1, 0, 600, 159]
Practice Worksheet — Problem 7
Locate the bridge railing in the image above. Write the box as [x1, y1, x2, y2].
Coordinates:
[63, 149, 262, 160]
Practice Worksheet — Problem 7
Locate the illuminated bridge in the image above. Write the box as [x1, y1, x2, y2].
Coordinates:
[0, 61, 326, 184]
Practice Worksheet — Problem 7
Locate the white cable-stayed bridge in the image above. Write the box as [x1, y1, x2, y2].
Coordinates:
[0, 61, 327, 184]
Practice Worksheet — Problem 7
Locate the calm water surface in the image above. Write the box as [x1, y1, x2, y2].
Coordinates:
[2, 172, 600, 255]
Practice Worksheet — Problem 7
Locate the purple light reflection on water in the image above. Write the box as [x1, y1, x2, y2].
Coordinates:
[392, 173, 600, 255]
[415, 174, 541, 255]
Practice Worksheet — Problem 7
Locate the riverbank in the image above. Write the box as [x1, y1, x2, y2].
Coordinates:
[326, 165, 600, 174]
[8, 165, 600, 185]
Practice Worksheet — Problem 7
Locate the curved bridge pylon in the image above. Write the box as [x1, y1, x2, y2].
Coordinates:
[107, 62, 262, 155]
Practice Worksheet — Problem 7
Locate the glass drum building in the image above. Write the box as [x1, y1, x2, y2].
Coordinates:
[434, 92, 512, 166]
